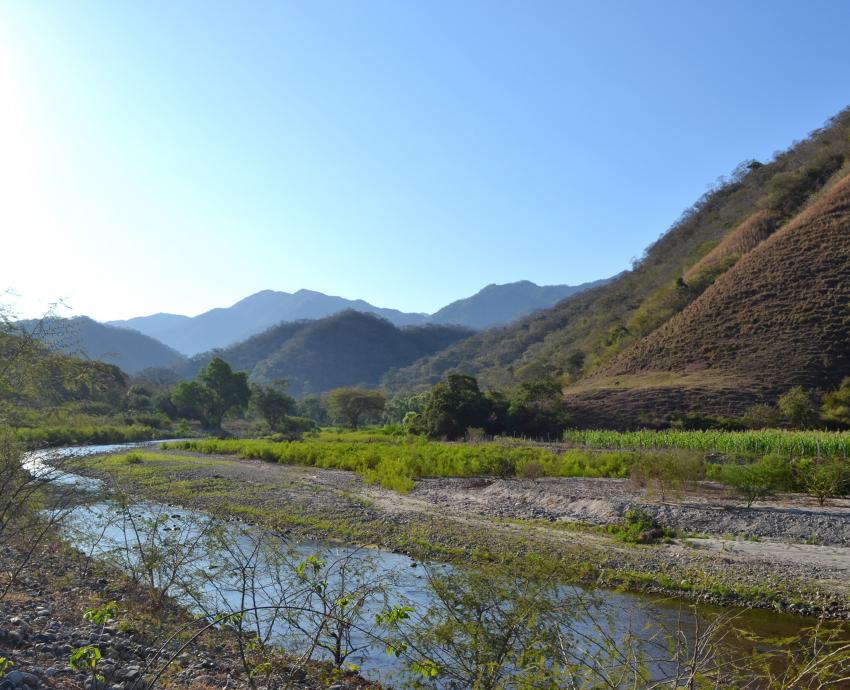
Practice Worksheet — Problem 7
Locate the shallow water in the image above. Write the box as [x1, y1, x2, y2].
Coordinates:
[27, 442, 816, 686]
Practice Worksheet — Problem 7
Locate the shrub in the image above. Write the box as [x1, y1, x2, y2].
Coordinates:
[609, 507, 668, 544]
[711, 455, 793, 507]
[517, 461, 545, 480]
[778, 386, 818, 429]
[629, 452, 704, 501]
[797, 457, 850, 506]
[124, 452, 144, 465]
[741, 404, 782, 429]
[821, 378, 850, 427]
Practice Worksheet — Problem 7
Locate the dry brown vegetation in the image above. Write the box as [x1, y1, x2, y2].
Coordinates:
[571, 172, 850, 425]
[387, 107, 850, 427]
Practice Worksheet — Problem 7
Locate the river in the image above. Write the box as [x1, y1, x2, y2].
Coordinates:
[24, 442, 816, 687]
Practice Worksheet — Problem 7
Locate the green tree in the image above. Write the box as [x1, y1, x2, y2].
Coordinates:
[714, 455, 793, 507]
[798, 457, 850, 506]
[297, 395, 328, 425]
[741, 403, 782, 429]
[420, 374, 490, 440]
[125, 384, 153, 411]
[506, 377, 570, 439]
[778, 386, 818, 429]
[251, 381, 296, 431]
[383, 392, 430, 425]
[325, 387, 386, 429]
[198, 357, 251, 430]
[821, 378, 850, 427]
[170, 380, 213, 428]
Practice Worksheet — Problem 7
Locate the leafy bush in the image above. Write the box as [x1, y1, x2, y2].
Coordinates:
[821, 378, 850, 427]
[124, 452, 144, 465]
[517, 461, 545, 479]
[629, 452, 704, 501]
[608, 507, 669, 544]
[796, 457, 850, 505]
[741, 404, 782, 429]
[778, 386, 819, 429]
[709, 455, 793, 507]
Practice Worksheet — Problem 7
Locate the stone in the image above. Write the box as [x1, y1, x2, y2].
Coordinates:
[4, 671, 41, 688]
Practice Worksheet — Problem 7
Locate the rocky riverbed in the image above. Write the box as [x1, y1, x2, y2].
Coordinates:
[67, 447, 850, 619]
[408, 476, 850, 545]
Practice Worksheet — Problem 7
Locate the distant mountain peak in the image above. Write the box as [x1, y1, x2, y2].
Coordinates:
[429, 278, 611, 330]
[107, 279, 609, 356]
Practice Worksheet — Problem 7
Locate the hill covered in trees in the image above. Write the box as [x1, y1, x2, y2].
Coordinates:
[111, 289, 429, 355]
[21, 316, 185, 374]
[176, 310, 472, 396]
[386, 108, 850, 425]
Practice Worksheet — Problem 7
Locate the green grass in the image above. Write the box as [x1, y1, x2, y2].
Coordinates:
[15, 424, 167, 447]
[163, 438, 637, 491]
[563, 428, 850, 457]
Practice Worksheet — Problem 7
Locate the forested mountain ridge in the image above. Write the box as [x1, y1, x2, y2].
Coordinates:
[110, 289, 429, 355]
[110, 280, 605, 356]
[385, 107, 850, 424]
[175, 310, 472, 396]
[19, 316, 185, 374]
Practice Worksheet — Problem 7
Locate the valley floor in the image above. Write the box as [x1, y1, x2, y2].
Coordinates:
[73, 447, 850, 619]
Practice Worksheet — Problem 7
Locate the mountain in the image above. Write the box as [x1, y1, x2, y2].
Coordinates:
[429, 279, 612, 329]
[115, 313, 191, 342]
[20, 316, 185, 374]
[386, 107, 850, 425]
[111, 280, 606, 356]
[110, 289, 429, 356]
[177, 310, 473, 396]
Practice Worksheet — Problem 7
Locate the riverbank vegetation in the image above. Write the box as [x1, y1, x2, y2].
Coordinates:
[165, 434, 850, 506]
[164, 438, 636, 492]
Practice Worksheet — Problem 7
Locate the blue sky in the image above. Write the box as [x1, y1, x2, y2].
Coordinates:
[2, 1, 849, 321]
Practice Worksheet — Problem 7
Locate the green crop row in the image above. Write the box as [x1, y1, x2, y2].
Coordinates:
[563, 429, 850, 457]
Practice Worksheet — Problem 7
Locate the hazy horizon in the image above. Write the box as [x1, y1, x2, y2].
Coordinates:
[3, 1, 849, 321]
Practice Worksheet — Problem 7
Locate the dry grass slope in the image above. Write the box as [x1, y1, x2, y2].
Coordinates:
[385, 109, 850, 399]
[568, 173, 850, 426]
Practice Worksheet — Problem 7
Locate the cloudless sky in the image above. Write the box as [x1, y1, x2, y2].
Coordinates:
[2, 1, 849, 321]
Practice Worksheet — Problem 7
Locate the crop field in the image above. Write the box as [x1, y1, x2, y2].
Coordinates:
[563, 429, 850, 457]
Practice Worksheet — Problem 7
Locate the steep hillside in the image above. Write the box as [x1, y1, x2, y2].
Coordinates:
[111, 290, 429, 355]
[180, 311, 472, 396]
[386, 108, 850, 407]
[21, 316, 185, 374]
[565, 172, 850, 426]
[429, 278, 611, 329]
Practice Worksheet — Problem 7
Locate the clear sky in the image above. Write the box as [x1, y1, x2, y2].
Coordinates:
[2, 1, 849, 321]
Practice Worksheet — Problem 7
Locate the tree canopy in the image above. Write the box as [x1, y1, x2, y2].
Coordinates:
[325, 387, 386, 429]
